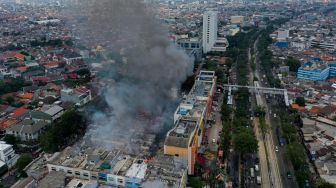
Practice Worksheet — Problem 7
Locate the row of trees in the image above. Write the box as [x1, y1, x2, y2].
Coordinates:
[0, 77, 32, 96]
[279, 112, 313, 187]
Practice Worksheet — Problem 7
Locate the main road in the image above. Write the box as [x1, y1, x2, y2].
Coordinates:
[249, 38, 283, 188]
[252, 36, 298, 188]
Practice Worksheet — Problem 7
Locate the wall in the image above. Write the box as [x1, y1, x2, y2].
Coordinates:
[164, 145, 188, 159]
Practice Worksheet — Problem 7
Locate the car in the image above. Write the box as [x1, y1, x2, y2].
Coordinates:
[212, 138, 216, 143]
[287, 171, 292, 179]
[275, 146, 279, 152]
[255, 164, 259, 171]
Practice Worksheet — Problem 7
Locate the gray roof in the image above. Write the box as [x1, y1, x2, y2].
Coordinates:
[44, 105, 63, 116]
[7, 120, 48, 134]
[37, 171, 66, 188]
[31, 111, 52, 120]
[325, 162, 336, 171]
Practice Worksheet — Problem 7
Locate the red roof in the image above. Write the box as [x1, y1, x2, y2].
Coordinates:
[310, 106, 321, 114]
[22, 92, 34, 100]
[64, 73, 78, 79]
[15, 53, 25, 60]
[74, 87, 89, 94]
[32, 76, 49, 82]
[16, 66, 28, 73]
[12, 107, 28, 118]
[0, 118, 17, 129]
[44, 62, 59, 68]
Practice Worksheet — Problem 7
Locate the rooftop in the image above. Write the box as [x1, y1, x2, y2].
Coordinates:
[165, 118, 197, 148]
[48, 146, 148, 178]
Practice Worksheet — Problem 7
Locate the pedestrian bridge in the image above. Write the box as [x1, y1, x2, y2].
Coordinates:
[223, 84, 289, 106]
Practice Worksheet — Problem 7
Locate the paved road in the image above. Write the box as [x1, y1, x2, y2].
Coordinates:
[253, 118, 270, 188]
[267, 98, 299, 188]
[251, 38, 283, 188]
[207, 92, 223, 153]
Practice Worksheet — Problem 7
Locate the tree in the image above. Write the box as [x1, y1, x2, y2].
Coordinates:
[16, 154, 33, 172]
[4, 135, 18, 150]
[284, 143, 306, 170]
[5, 96, 14, 105]
[39, 130, 57, 152]
[235, 129, 258, 155]
[316, 178, 336, 188]
[188, 177, 203, 188]
[295, 97, 305, 107]
[255, 106, 266, 117]
[39, 109, 86, 152]
[286, 57, 301, 72]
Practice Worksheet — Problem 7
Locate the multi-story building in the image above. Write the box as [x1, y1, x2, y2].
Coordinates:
[203, 10, 218, 54]
[310, 39, 335, 51]
[61, 87, 92, 106]
[164, 71, 216, 175]
[297, 58, 336, 81]
[329, 63, 336, 77]
[6, 119, 49, 141]
[177, 37, 202, 61]
[0, 141, 19, 168]
[297, 59, 330, 81]
[46, 146, 187, 188]
[202, 10, 228, 54]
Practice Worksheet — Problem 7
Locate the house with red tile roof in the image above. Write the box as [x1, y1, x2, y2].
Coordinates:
[11, 107, 29, 120]
[14, 53, 25, 61]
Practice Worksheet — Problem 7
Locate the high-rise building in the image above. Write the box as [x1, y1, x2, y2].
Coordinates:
[202, 10, 228, 54]
[203, 10, 218, 54]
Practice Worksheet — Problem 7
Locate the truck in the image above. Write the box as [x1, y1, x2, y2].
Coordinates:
[257, 176, 262, 185]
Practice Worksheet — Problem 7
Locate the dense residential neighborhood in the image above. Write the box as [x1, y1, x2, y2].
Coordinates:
[0, 0, 335, 188]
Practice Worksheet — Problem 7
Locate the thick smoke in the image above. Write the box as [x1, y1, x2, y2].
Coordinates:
[69, 0, 193, 154]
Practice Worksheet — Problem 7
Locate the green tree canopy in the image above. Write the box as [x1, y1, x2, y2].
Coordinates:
[295, 97, 305, 107]
[235, 129, 258, 155]
[316, 178, 336, 188]
[286, 57, 301, 72]
[16, 153, 33, 172]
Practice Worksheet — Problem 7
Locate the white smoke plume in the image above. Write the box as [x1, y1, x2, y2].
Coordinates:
[67, 0, 193, 154]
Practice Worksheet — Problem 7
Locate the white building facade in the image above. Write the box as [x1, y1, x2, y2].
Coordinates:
[0, 142, 19, 168]
[202, 10, 228, 54]
[203, 10, 218, 54]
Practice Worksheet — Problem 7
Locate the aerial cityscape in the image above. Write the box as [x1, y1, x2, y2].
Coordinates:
[0, 0, 335, 188]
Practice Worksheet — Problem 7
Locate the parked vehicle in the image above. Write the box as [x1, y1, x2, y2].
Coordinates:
[257, 176, 261, 185]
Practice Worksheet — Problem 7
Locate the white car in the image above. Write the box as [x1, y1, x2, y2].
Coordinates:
[212, 138, 216, 143]
[275, 146, 279, 152]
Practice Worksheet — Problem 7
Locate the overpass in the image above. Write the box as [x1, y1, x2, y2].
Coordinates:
[223, 84, 289, 106]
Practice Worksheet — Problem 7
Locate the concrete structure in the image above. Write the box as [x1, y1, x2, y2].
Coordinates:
[46, 146, 187, 188]
[223, 84, 290, 106]
[177, 37, 202, 61]
[0, 141, 19, 168]
[230, 16, 244, 24]
[165, 71, 216, 175]
[277, 29, 289, 41]
[202, 10, 228, 54]
[297, 59, 331, 81]
[61, 87, 92, 106]
[31, 104, 64, 123]
[6, 119, 49, 141]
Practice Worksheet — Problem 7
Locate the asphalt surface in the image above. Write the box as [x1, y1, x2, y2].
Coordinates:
[252, 36, 299, 188]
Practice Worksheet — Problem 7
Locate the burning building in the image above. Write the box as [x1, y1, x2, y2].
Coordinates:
[164, 71, 217, 175]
